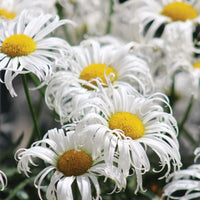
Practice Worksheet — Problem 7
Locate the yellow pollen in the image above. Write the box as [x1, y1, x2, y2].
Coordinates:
[108, 112, 145, 140]
[193, 62, 200, 69]
[161, 2, 198, 21]
[79, 63, 117, 89]
[0, 9, 15, 19]
[1, 34, 36, 58]
[57, 149, 92, 176]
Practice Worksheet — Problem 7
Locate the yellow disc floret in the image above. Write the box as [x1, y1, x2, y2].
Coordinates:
[1, 34, 36, 58]
[193, 62, 200, 69]
[109, 112, 145, 140]
[57, 149, 92, 176]
[161, 2, 198, 21]
[79, 63, 117, 89]
[0, 9, 15, 19]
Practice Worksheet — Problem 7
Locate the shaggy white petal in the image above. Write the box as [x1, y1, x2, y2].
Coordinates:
[76, 85, 181, 192]
[0, 9, 74, 96]
[121, 0, 200, 40]
[163, 164, 200, 200]
[45, 39, 154, 123]
[0, 170, 7, 191]
[16, 127, 124, 199]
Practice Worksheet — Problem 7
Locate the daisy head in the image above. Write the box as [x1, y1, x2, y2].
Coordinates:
[57, 0, 111, 44]
[0, 170, 7, 191]
[0, 10, 75, 96]
[0, 0, 56, 21]
[16, 128, 126, 200]
[163, 148, 200, 200]
[74, 86, 182, 193]
[45, 39, 154, 123]
[125, 0, 200, 40]
[57, 39, 153, 94]
[155, 24, 200, 97]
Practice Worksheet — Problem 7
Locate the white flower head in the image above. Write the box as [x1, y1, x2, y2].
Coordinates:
[74, 86, 182, 193]
[57, 0, 111, 44]
[0, 170, 7, 191]
[155, 23, 200, 97]
[45, 39, 154, 123]
[16, 128, 126, 200]
[0, 10, 75, 97]
[124, 0, 200, 40]
[0, 0, 56, 20]
[163, 148, 200, 200]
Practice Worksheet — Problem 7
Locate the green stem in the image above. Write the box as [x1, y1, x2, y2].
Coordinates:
[106, 0, 114, 34]
[178, 95, 194, 135]
[21, 74, 41, 140]
[27, 95, 43, 147]
[29, 73, 45, 97]
[182, 127, 198, 148]
[169, 75, 176, 108]
[5, 176, 35, 200]
[56, 2, 74, 45]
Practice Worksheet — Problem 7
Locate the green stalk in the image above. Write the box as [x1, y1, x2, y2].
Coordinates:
[27, 95, 43, 147]
[29, 73, 45, 97]
[182, 127, 198, 148]
[106, 0, 114, 34]
[56, 2, 74, 45]
[5, 176, 35, 200]
[169, 75, 176, 108]
[178, 95, 194, 135]
[21, 74, 41, 140]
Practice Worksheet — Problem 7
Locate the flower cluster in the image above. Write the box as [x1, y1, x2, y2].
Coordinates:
[1, 0, 200, 200]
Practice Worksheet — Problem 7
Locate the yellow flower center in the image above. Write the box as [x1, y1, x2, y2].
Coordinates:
[161, 2, 198, 21]
[1, 34, 36, 58]
[193, 62, 200, 68]
[0, 9, 15, 19]
[108, 112, 145, 140]
[79, 63, 117, 89]
[57, 149, 92, 176]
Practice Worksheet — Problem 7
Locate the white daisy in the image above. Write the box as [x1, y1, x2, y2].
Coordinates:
[0, 170, 7, 191]
[73, 86, 182, 193]
[155, 23, 200, 97]
[57, 0, 111, 44]
[123, 0, 200, 40]
[45, 39, 154, 123]
[16, 128, 126, 200]
[111, 0, 145, 42]
[0, 10, 75, 97]
[163, 148, 200, 200]
[0, 0, 56, 20]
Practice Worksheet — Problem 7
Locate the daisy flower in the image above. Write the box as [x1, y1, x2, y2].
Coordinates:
[111, 0, 145, 42]
[0, 10, 75, 97]
[0, 170, 7, 191]
[45, 39, 154, 123]
[0, 0, 56, 20]
[16, 128, 126, 200]
[57, 0, 111, 44]
[163, 148, 200, 200]
[155, 23, 200, 97]
[123, 0, 200, 40]
[74, 86, 182, 192]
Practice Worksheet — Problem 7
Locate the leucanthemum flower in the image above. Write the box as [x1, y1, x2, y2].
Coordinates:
[0, 10, 75, 96]
[57, 0, 111, 44]
[0, 170, 7, 191]
[45, 39, 154, 123]
[155, 23, 200, 97]
[16, 128, 126, 200]
[163, 148, 200, 200]
[74, 86, 182, 193]
[0, 0, 56, 20]
[126, 0, 200, 39]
